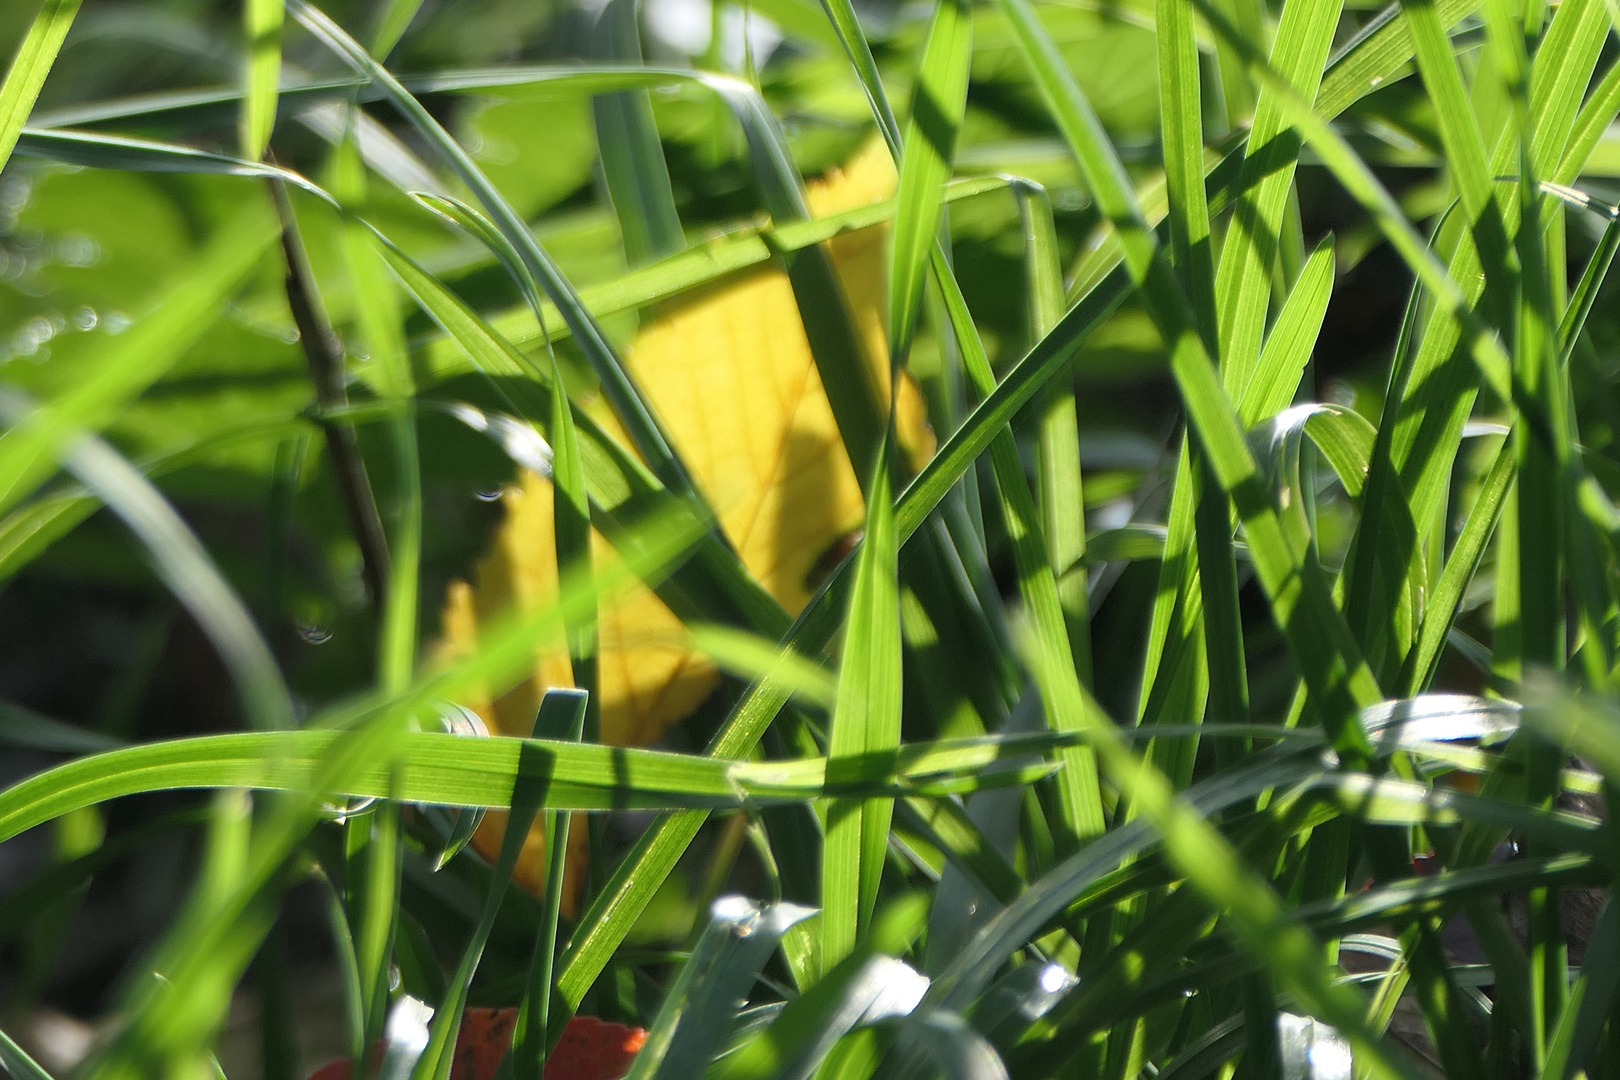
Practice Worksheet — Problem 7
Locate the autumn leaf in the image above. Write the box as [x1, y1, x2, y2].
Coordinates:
[436, 137, 934, 905]
[304, 1010, 646, 1080]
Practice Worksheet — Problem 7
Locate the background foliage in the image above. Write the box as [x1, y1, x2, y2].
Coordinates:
[2, 0, 1620, 1077]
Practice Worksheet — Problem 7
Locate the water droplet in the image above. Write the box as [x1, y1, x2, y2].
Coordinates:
[72, 306, 97, 331]
[279, 325, 301, 344]
[103, 311, 131, 335]
[56, 234, 99, 267]
[296, 621, 332, 644]
[475, 486, 505, 502]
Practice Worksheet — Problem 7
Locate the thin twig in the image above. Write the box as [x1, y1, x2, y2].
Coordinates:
[269, 179, 392, 610]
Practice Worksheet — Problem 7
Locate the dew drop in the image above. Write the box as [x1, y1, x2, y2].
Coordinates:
[72, 306, 98, 331]
[297, 621, 333, 644]
[475, 486, 505, 502]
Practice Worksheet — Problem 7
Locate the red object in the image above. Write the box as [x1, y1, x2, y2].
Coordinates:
[306, 1010, 646, 1080]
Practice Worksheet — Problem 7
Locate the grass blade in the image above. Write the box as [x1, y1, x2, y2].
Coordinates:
[242, 0, 283, 159]
[994, 0, 1385, 757]
[0, 420, 295, 735]
[889, 0, 971, 365]
[1015, 184, 1091, 687]
[591, 0, 685, 266]
[823, 441, 903, 968]
[0, 0, 80, 174]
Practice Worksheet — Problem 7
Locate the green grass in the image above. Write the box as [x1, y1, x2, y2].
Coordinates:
[2, 0, 1620, 1077]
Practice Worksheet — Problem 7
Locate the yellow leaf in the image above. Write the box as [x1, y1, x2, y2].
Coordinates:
[436, 137, 934, 906]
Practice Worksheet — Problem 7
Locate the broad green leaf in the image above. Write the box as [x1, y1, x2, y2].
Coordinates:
[0, 209, 276, 519]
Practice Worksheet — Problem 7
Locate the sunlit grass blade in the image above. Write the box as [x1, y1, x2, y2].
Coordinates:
[371, 0, 426, 58]
[242, 0, 283, 159]
[994, 0, 1384, 757]
[1397, 0, 1517, 329]
[889, 0, 970, 365]
[1212, 0, 1346, 395]
[1015, 184, 1091, 686]
[823, 440, 902, 968]
[414, 177, 1005, 377]
[1398, 439, 1513, 696]
[0, 726, 1073, 847]
[1241, 237, 1335, 422]
[0, 0, 81, 174]
[931, 250, 1103, 848]
[1315, 0, 1479, 119]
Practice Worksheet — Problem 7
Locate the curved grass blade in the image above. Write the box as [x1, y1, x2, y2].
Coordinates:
[29, 427, 296, 734]
[0, 727, 1071, 847]
[288, 2, 698, 500]
[625, 898, 814, 1080]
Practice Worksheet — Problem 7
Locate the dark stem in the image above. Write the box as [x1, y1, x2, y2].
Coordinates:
[269, 180, 392, 610]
